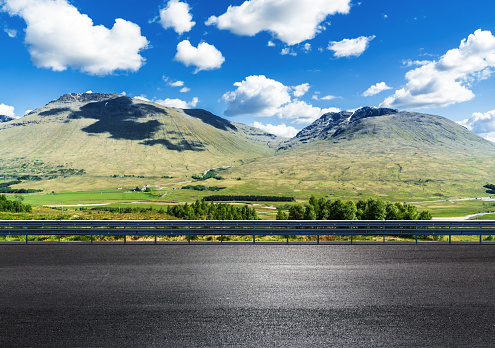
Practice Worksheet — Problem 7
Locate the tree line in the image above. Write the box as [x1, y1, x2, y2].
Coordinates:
[277, 196, 432, 220]
[0, 194, 32, 213]
[204, 195, 295, 202]
[166, 200, 258, 220]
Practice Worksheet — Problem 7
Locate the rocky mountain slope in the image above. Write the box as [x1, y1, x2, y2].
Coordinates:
[0, 115, 14, 123]
[226, 107, 495, 200]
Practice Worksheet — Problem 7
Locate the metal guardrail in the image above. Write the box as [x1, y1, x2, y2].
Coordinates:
[1, 220, 495, 244]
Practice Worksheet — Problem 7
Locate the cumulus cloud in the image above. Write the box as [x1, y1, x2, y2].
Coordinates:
[180, 87, 190, 93]
[174, 40, 225, 72]
[155, 97, 199, 108]
[206, 0, 351, 46]
[292, 83, 310, 97]
[252, 121, 299, 138]
[1, 0, 148, 75]
[223, 75, 291, 117]
[277, 100, 340, 124]
[159, 0, 195, 34]
[362, 82, 392, 97]
[382, 29, 495, 109]
[328, 35, 375, 58]
[459, 109, 495, 141]
[267, 40, 275, 47]
[223, 75, 338, 123]
[303, 43, 312, 52]
[0, 103, 15, 117]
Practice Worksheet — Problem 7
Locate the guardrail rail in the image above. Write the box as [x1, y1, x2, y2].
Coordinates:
[1, 220, 495, 244]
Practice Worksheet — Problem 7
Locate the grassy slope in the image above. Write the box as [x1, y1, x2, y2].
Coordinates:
[224, 112, 495, 202]
[0, 95, 278, 191]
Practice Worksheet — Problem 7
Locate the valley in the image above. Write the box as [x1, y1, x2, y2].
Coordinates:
[1, 93, 495, 219]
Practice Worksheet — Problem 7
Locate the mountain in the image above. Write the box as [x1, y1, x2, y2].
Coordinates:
[0, 93, 280, 191]
[226, 107, 495, 200]
[0, 115, 14, 123]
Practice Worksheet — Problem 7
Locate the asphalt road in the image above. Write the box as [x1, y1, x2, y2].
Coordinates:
[1, 245, 494, 347]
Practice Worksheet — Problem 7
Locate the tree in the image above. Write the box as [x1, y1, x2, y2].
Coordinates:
[362, 198, 386, 220]
[289, 203, 305, 220]
[304, 204, 316, 220]
[276, 209, 289, 220]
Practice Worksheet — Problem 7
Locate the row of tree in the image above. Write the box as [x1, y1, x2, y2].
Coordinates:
[204, 195, 295, 202]
[166, 200, 258, 220]
[0, 194, 32, 213]
[277, 196, 432, 220]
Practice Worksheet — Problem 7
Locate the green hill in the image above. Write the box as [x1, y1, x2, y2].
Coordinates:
[0, 93, 280, 191]
[224, 108, 495, 201]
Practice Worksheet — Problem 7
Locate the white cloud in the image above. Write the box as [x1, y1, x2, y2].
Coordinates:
[3, 27, 16, 37]
[252, 121, 299, 138]
[402, 59, 430, 67]
[276, 100, 339, 124]
[85, 90, 93, 94]
[159, 0, 195, 34]
[267, 40, 275, 47]
[303, 43, 311, 52]
[0, 103, 15, 117]
[321, 95, 339, 100]
[206, 0, 351, 46]
[223, 75, 291, 116]
[2, 0, 148, 76]
[382, 29, 495, 109]
[169, 80, 184, 87]
[459, 109, 495, 142]
[362, 82, 392, 97]
[120, 91, 127, 96]
[174, 40, 225, 73]
[223, 75, 338, 123]
[328, 35, 375, 58]
[292, 83, 310, 97]
[281, 47, 296, 56]
[134, 95, 150, 102]
[180, 87, 190, 93]
[155, 97, 199, 108]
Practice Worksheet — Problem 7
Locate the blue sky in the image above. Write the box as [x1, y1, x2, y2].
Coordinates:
[1, 0, 495, 139]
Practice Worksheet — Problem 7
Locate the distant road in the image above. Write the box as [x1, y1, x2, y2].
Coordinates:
[1, 245, 494, 347]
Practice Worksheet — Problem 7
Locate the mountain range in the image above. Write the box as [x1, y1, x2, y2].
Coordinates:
[0, 93, 494, 199]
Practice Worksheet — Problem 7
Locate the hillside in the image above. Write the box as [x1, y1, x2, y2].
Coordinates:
[225, 107, 495, 200]
[0, 93, 280, 191]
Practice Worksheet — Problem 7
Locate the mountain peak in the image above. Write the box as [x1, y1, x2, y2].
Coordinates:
[288, 107, 399, 147]
[51, 92, 122, 105]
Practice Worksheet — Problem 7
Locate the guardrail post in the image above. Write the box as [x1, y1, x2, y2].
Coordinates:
[480, 235, 482, 244]
[26, 234, 28, 244]
[416, 235, 418, 244]
[287, 235, 289, 244]
[350, 234, 353, 244]
[155, 235, 157, 245]
[449, 234, 451, 244]
[124, 235, 126, 244]
[188, 235, 190, 244]
[221, 235, 223, 243]
[317, 235, 319, 245]
[91, 234, 93, 244]
[383, 235, 385, 243]
[253, 235, 255, 244]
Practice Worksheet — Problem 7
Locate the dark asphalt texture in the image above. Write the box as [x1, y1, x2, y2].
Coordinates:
[0, 245, 494, 347]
